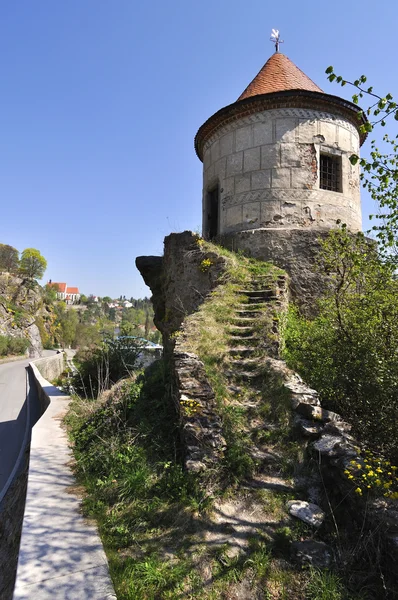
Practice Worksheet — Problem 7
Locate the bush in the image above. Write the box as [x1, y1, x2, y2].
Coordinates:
[0, 335, 30, 356]
[72, 336, 146, 398]
[284, 229, 398, 463]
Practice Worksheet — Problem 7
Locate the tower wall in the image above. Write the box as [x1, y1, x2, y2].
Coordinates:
[202, 107, 361, 238]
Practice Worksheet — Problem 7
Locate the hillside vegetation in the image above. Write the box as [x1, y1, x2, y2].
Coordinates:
[65, 240, 398, 600]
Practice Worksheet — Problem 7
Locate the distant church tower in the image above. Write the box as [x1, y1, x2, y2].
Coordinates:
[195, 48, 366, 244]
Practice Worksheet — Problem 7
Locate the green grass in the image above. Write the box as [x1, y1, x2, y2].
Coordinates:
[66, 361, 209, 598]
[305, 569, 345, 600]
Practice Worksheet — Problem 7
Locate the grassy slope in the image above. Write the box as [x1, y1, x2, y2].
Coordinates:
[66, 243, 356, 600]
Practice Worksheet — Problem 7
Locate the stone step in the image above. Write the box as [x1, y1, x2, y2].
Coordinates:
[230, 358, 261, 369]
[234, 310, 264, 318]
[237, 302, 268, 310]
[229, 347, 258, 357]
[226, 369, 262, 381]
[229, 329, 256, 339]
[238, 289, 277, 299]
[230, 317, 257, 326]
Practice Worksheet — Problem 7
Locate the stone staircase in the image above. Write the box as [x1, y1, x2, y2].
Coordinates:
[228, 273, 288, 371]
[224, 273, 293, 489]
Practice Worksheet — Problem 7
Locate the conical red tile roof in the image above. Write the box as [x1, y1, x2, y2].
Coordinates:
[238, 52, 323, 101]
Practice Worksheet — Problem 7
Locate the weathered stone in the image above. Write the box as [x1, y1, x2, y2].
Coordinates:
[291, 540, 332, 568]
[294, 415, 323, 438]
[291, 393, 320, 410]
[286, 500, 325, 527]
[323, 420, 352, 436]
[219, 229, 363, 310]
[313, 434, 358, 459]
[295, 403, 341, 423]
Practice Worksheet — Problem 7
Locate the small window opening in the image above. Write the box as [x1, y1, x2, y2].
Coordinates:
[207, 186, 219, 240]
[320, 154, 342, 192]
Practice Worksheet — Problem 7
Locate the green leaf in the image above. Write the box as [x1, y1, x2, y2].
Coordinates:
[350, 155, 359, 166]
[325, 66, 334, 74]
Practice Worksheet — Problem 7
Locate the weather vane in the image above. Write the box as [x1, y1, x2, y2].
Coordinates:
[270, 29, 283, 53]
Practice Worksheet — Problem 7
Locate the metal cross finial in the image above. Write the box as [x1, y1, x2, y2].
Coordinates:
[270, 29, 283, 52]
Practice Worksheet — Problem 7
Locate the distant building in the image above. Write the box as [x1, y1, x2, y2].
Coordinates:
[123, 300, 133, 308]
[48, 281, 81, 305]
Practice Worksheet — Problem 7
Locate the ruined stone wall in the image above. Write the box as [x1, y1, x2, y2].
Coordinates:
[136, 232, 229, 470]
[266, 357, 398, 568]
[202, 107, 361, 236]
[137, 232, 228, 351]
[220, 228, 330, 306]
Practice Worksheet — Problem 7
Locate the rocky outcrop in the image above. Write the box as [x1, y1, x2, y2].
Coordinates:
[137, 232, 228, 346]
[136, 232, 230, 471]
[264, 356, 398, 567]
[0, 273, 44, 358]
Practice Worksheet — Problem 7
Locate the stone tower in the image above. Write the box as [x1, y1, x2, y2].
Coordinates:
[195, 51, 366, 243]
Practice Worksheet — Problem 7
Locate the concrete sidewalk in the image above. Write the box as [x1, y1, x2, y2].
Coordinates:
[14, 361, 116, 600]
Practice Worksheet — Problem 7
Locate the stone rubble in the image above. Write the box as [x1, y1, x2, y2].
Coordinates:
[286, 500, 325, 528]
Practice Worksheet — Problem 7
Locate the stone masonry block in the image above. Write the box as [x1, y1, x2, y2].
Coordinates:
[205, 163, 215, 181]
[220, 132, 234, 157]
[260, 201, 284, 225]
[221, 176, 235, 197]
[291, 168, 314, 190]
[235, 173, 251, 194]
[243, 202, 260, 226]
[275, 118, 297, 143]
[210, 139, 220, 164]
[251, 169, 271, 190]
[214, 157, 226, 180]
[226, 152, 243, 176]
[253, 121, 273, 146]
[261, 144, 280, 169]
[226, 204, 242, 229]
[235, 126, 252, 151]
[272, 168, 291, 188]
[203, 149, 211, 171]
[298, 119, 317, 143]
[320, 121, 337, 145]
[338, 127, 352, 152]
[243, 147, 261, 172]
[281, 144, 302, 168]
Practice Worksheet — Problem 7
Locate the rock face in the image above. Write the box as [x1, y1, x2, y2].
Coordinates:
[137, 232, 228, 347]
[174, 351, 226, 472]
[136, 232, 229, 471]
[0, 273, 44, 358]
[287, 500, 325, 528]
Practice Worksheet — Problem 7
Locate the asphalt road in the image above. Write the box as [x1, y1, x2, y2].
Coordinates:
[0, 352, 55, 496]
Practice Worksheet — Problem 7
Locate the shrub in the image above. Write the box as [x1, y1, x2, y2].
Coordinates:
[284, 228, 398, 462]
[72, 336, 145, 398]
[0, 335, 30, 356]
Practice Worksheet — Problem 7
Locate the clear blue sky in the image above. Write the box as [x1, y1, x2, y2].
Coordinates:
[0, 1, 396, 298]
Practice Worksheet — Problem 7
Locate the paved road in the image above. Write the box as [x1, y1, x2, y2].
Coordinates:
[0, 352, 54, 496]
